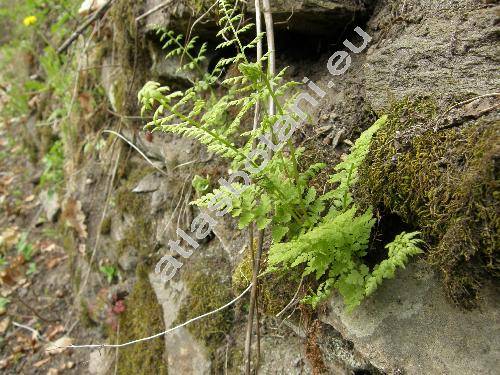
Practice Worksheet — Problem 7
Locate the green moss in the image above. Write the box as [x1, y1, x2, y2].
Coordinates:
[231, 246, 254, 293]
[358, 97, 499, 307]
[114, 167, 155, 259]
[115, 265, 168, 375]
[109, 0, 150, 116]
[79, 299, 97, 328]
[176, 256, 233, 365]
[232, 245, 301, 316]
[100, 215, 112, 235]
[115, 187, 146, 216]
[117, 217, 154, 258]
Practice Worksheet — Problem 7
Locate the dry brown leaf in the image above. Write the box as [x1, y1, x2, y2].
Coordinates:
[0, 358, 9, 369]
[78, 243, 86, 255]
[0, 317, 10, 334]
[24, 194, 35, 202]
[0, 255, 25, 286]
[0, 226, 20, 253]
[45, 336, 73, 355]
[33, 357, 51, 368]
[45, 324, 65, 340]
[61, 198, 87, 239]
[39, 241, 59, 253]
[45, 255, 67, 270]
[78, 92, 94, 114]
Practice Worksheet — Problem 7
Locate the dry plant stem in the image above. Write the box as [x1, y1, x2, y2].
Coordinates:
[102, 130, 169, 177]
[114, 322, 120, 375]
[57, 0, 114, 54]
[245, 224, 255, 374]
[186, 1, 219, 49]
[135, 0, 173, 22]
[262, 0, 276, 116]
[276, 277, 304, 318]
[14, 295, 57, 323]
[255, 297, 261, 368]
[440, 92, 500, 118]
[244, 1, 264, 373]
[245, 229, 264, 375]
[65, 138, 122, 333]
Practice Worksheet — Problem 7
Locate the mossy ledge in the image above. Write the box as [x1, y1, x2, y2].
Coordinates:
[357, 97, 499, 307]
[114, 265, 168, 374]
[175, 254, 236, 371]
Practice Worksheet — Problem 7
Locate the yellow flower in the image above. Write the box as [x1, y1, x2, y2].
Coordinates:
[23, 16, 37, 26]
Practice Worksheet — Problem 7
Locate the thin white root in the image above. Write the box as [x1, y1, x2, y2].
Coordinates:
[48, 283, 252, 351]
[13, 322, 46, 341]
[103, 130, 168, 177]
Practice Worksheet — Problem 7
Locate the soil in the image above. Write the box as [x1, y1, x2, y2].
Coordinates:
[0, 123, 103, 374]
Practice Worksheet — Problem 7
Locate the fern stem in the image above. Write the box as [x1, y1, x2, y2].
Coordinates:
[160, 100, 249, 162]
[160, 99, 301, 217]
[262, 75, 300, 181]
[220, 0, 248, 63]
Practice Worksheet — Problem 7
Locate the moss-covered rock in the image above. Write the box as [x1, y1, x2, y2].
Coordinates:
[232, 244, 301, 317]
[176, 255, 233, 357]
[358, 97, 499, 307]
[115, 265, 168, 374]
[114, 166, 155, 259]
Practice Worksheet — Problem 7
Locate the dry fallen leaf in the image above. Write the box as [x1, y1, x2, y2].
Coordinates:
[78, 243, 86, 255]
[47, 368, 59, 375]
[24, 194, 35, 202]
[45, 324, 65, 341]
[33, 357, 51, 368]
[39, 241, 59, 253]
[0, 317, 10, 334]
[45, 255, 68, 270]
[0, 358, 9, 369]
[0, 226, 20, 252]
[45, 336, 73, 355]
[0, 255, 25, 286]
[61, 198, 87, 239]
[0, 175, 15, 195]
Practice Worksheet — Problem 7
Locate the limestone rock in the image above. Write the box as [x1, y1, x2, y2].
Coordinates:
[144, 0, 373, 36]
[132, 173, 162, 193]
[149, 273, 211, 374]
[364, 0, 500, 111]
[39, 190, 60, 222]
[321, 262, 500, 374]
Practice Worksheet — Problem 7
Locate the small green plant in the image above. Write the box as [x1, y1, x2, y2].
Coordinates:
[100, 265, 118, 284]
[26, 262, 37, 275]
[139, 0, 423, 311]
[192, 175, 211, 194]
[17, 233, 34, 261]
[40, 140, 64, 188]
[0, 297, 9, 311]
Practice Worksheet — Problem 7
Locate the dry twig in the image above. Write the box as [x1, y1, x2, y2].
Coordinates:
[57, 0, 114, 54]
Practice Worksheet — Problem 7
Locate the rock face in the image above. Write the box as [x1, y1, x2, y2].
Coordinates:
[364, 0, 500, 111]
[145, 0, 374, 36]
[322, 262, 500, 374]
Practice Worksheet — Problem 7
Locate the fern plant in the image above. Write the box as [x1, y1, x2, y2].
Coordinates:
[139, 0, 423, 311]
